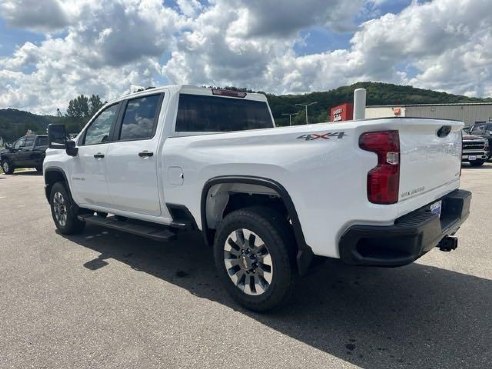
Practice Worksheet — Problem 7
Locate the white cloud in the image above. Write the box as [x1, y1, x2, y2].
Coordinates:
[58, 0, 183, 67]
[237, 0, 366, 36]
[0, 0, 184, 113]
[1, 0, 492, 114]
[163, 0, 368, 91]
[0, 0, 69, 32]
[176, 0, 203, 18]
[162, 0, 492, 96]
[352, 0, 492, 95]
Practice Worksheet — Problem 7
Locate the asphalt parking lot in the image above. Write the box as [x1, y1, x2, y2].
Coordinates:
[0, 165, 491, 369]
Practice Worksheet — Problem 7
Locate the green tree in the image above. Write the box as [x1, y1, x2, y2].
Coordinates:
[66, 94, 104, 119]
[88, 94, 104, 117]
[65, 94, 105, 132]
[66, 95, 89, 119]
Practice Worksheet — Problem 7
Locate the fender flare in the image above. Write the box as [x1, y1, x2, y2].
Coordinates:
[201, 175, 314, 275]
[44, 167, 71, 201]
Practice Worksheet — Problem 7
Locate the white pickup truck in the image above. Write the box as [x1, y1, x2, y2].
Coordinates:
[44, 85, 471, 311]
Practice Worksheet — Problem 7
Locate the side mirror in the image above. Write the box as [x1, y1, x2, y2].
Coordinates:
[48, 124, 67, 149]
[66, 140, 78, 157]
[48, 124, 78, 157]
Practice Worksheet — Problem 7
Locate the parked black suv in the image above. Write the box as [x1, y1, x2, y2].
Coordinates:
[0, 135, 48, 174]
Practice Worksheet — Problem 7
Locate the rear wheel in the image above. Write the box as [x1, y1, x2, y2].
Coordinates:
[1, 160, 14, 174]
[470, 160, 485, 167]
[213, 207, 296, 312]
[49, 182, 85, 234]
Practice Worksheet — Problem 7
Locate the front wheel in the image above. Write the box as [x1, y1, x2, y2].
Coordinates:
[1, 160, 14, 174]
[213, 207, 296, 312]
[49, 182, 85, 234]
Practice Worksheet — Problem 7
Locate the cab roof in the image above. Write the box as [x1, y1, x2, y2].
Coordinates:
[110, 85, 268, 105]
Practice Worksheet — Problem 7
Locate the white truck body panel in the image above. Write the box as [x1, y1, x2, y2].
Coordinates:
[162, 118, 462, 258]
[44, 85, 464, 259]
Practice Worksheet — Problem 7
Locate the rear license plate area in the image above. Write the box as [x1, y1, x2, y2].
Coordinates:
[430, 200, 442, 218]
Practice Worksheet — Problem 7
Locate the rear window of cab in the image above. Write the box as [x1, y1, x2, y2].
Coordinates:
[175, 94, 273, 133]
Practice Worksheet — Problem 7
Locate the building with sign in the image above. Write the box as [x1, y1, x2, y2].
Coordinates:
[329, 103, 353, 122]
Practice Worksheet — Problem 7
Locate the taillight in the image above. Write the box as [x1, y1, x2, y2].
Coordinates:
[359, 130, 400, 204]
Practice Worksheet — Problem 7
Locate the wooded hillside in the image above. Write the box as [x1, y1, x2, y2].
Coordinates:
[268, 82, 491, 126]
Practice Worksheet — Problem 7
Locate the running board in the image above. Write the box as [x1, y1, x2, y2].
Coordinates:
[78, 214, 177, 242]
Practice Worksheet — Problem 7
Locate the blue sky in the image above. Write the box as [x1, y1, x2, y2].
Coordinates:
[294, 1, 416, 55]
[0, 18, 43, 56]
[0, 0, 491, 113]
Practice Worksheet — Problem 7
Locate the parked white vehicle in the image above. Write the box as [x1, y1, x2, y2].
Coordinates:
[44, 85, 471, 311]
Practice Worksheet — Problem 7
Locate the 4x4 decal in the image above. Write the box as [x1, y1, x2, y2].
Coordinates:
[297, 132, 346, 141]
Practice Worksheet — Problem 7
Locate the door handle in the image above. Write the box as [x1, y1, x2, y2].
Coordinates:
[138, 151, 154, 158]
[94, 153, 105, 159]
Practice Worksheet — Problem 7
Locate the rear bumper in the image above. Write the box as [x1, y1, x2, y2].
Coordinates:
[339, 189, 471, 267]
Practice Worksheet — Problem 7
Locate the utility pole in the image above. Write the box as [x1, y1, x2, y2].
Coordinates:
[295, 102, 317, 124]
[282, 113, 296, 126]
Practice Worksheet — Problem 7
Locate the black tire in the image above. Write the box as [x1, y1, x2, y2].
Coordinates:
[1, 159, 14, 174]
[213, 207, 296, 312]
[470, 160, 485, 167]
[49, 182, 85, 234]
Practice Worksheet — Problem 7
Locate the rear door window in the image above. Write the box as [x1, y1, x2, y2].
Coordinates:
[118, 94, 161, 141]
[175, 94, 273, 133]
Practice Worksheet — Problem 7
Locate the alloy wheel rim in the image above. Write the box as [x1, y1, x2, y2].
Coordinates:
[53, 192, 67, 227]
[2, 162, 9, 172]
[223, 228, 273, 296]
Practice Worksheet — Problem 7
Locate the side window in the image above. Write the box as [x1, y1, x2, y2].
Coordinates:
[119, 94, 161, 141]
[84, 104, 119, 145]
[14, 138, 26, 149]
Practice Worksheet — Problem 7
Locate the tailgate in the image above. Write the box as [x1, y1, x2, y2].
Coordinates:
[398, 119, 462, 202]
